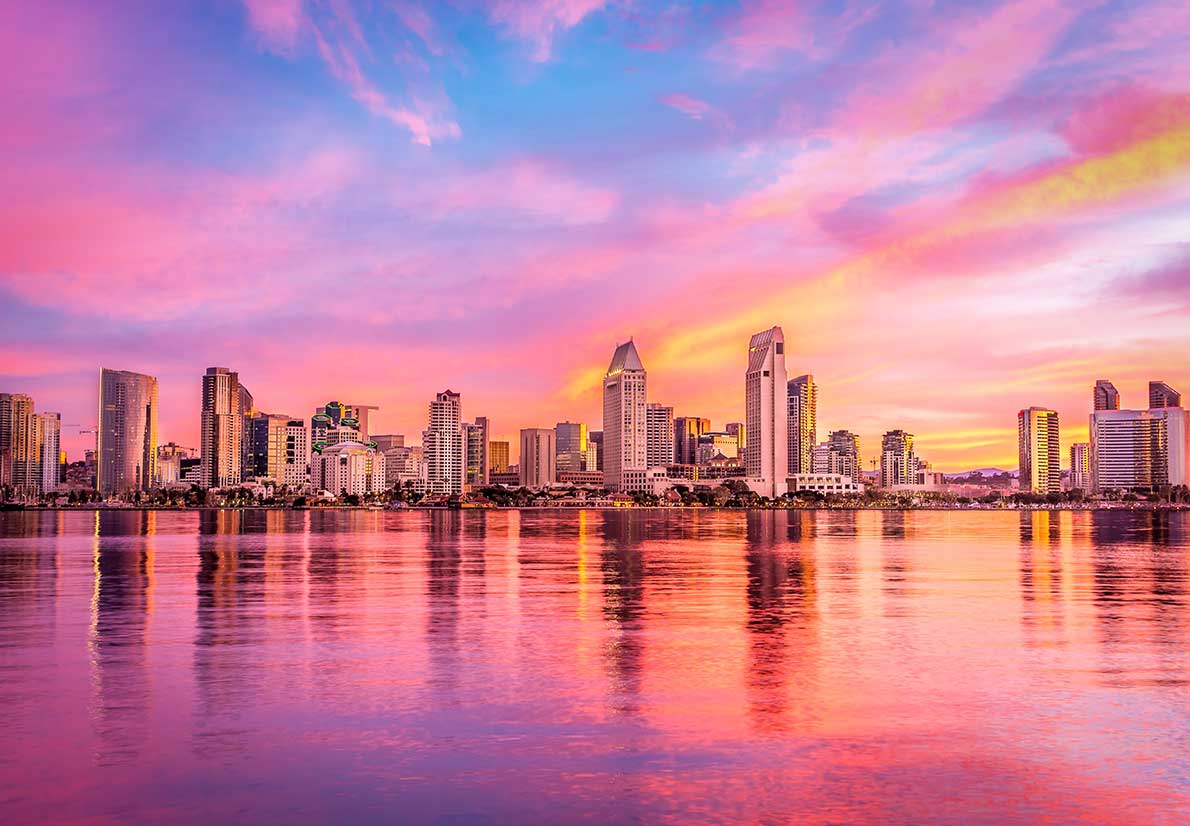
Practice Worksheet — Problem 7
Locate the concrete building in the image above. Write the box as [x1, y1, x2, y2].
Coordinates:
[1018, 407, 1061, 494]
[97, 368, 158, 497]
[1094, 379, 1121, 411]
[385, 445, 426, 492]
[0, 393, 38, 494]
[587, 431, 603, 472]
[520, 428, 557, 488]
[602, 340, 647, 492]
[880, 430, 915, 488]
[37, 412, 61, 494]
[555, 421, 588, 473]
[311, 441, 386, 498]
[1149, 381, 1182, 409]
[371, 434, 405, 452]
[698, 431, 740, 463]
[787, 374, 816, 476]
[744, 326, 788, 497]
[314, 402, 379, 439]
[424, 390, 463, 495]
[1090, 407, 1189, 492]
[646, 404, 674, 470]
[200, 367, 244, 489]
[814, 430, 861, 483]
[789, 473, 862, 495]
[489, 440, 510, 474]
[281, 420, 310, 489]
[1070, 442, 1090, 491]
[673, 417, 710, 465]
[725, 422, 745, 455]
[557, 470, 604, 488]
[245, 412, 293, 482]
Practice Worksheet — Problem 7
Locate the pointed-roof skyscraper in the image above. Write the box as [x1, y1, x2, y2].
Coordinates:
[602, 339, 647, 492]
[744, 327, 788, 497]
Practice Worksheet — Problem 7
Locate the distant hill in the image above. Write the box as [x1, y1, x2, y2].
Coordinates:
[943, 468, 1017, 480]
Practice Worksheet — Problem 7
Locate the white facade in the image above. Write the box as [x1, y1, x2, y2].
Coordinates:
[1090, 407, 1189, 492]
[310, 441, 386, 497]
[282, 421, 309, 489]
[645, 403, 674, 470]
[602, 341, 648, 491]
[385, 445, 427, 492]
[789, 473, 861, 494]
[744, 326, 788, 497]
[881, 430, 916, 488]
[519, 428, 557, 489]
[37, 412, 60, 493]
[424, 391, 463, 495]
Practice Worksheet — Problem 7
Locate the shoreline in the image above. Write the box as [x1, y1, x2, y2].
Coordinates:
[3, 504, 1187, 514]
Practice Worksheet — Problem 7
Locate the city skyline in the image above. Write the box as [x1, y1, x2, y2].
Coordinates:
[2, 1, 1189, 473]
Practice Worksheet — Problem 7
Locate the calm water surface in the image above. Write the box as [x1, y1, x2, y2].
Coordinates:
[1, 509, 1188, 824]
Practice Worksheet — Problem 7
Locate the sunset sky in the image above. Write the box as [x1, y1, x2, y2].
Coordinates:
[1, 0, 1188, 470]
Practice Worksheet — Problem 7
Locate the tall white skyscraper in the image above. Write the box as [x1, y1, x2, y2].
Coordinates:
[602, 340, 647, 492]
[200, 367, 244, 489]
[744, 326, 788, 497]
[424, 390, 463, 495]
[645, 403, 673, 470]
[1018, 407, 1061, 494]
[37, 412, 61, 493]
[787, 374, 816, 475]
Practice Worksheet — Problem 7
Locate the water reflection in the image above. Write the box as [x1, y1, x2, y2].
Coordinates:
[90, 510, 155, 766]
[599, 511, 645, 719]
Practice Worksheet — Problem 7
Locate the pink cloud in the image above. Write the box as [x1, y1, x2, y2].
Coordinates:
[714, 0, 814, 69]
[1060, 85, 1190, 157]
[485, 0, 607, 61]
[660, 93, 713, 120]
[242, 0, 306, 50]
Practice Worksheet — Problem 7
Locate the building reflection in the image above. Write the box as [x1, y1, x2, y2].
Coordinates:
[193, 509, 265, 759]
[90, 510, 155, 766]
[881, 511, 911, 608]
[743, 511, 818, 733]
[598, 510, 646, 719]
[426, 510, 463, 699]
[1018, 512, 1066, 645]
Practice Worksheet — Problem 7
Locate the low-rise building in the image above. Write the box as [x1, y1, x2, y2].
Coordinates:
[311, 441, 386, 498]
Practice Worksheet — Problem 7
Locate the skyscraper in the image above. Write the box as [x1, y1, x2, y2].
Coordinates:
[37, 412, 61, 494]
[281, 420, 310, 489]
[1018, 407, 1061, 494]
[744, 326, 788, 497]
[602, 340, 647, 491]
[489, 440, 510, 473]
[1090, 407, 1189, 492]
[787, 374, 816, 475]
[238, 384, 255, 477]
[555, 421, 588, 472]
[1069, 442, 1090, 491]
[246, 412, 292, 482]
[314, 402, 379, 438]
[587, 431, 603, 472]
[97, 368, 158, 497]
[0, 393, 37, 494]
[673, 416, 710, 465]
[645, 403, 674, 469]
[200, 367, 244, 489]
[519, 428, 557, 488]
[463, 419, 489, 488]
[424, 390, 463, 495]
[822, 430, 861, 484]
[880, 430, 915, 488]
[725, 422, 746, 455]
[1093, 379, 1120, 411]
[1149, 381, 1182, 409]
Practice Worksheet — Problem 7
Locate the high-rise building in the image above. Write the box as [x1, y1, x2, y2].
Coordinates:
[0, 393, 38, 494]
[645, 404, 674, 469]
[1018, 407, 1061, 494]
[602, 340, 647, 491]
[97, 368, 158, 497]
[587, 431, 603, 472]
[37, 412, 61, 494]
[817, 430, 861, 483]
[463, 419, 489, 488]
[238, 384, 255, 477]
[385, 445, 426, 492]
[1069, 442, 1090, 491]
[1093, 379, 1120, 411]
[787, 374, 816, 475]
[519, 428, 557, 489]
[744, 326, 788, 497]
[200, 367, 244, 489]
[281, 420, 310, 489]
[1149, 381, 1182, 409]
[311, 441, 385, 497]
[1090, 407, 1189, 492]
[698, 431, 740, 463]
[489, 440, 510, 473]
[880, 430, 915, 488]
[555, 421, 588, 473]
[424, 390, 463, 495]
[725, 422, 746, 455]
[314, 402, 379, 439]
[371, 434, 405, 452]
[673, 417, 710, 465]
[245, 412, 293, 482]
